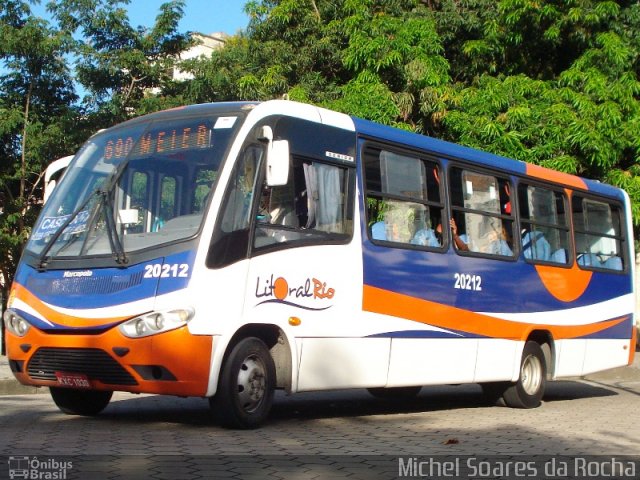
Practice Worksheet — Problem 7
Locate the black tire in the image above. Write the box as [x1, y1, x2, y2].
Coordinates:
[502, 341, 546, 409]
[367, 386, 421, 399]
[210, 337, 276, 429]
[50, 387, 113, 416]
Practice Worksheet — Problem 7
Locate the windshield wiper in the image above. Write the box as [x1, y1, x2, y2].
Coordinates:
[37, 189, 101, 270]
[37, 187, 129, 269]
[37, 166, 132, 269]
[100, 188, 128, 265]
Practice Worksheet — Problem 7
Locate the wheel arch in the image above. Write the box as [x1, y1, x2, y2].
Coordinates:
[218, 323, 295, 394]
[526, 329, 555, 379]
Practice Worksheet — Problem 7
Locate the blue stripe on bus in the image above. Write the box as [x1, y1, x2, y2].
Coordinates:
[579, 315, 635, 340]
[367, 329, 485, 339]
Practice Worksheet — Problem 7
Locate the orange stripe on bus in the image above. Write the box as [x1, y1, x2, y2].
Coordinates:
[12, 283, 134, 327]
[526, 164, 587, 190]
[535, 264, 592, 303]
[363, 285, 627, 340]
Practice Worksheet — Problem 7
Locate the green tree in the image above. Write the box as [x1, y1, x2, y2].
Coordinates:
[438, 0, 640, 223]
[0, 0, 80, 304]
[48, 0, 193, 121]
[181, 0, 450, 129]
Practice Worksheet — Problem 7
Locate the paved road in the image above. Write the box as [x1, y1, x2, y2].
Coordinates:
[0, 355, 639, 479]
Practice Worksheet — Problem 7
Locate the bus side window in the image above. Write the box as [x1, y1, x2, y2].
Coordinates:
[193, 168, 216, 214]
[253, 156, 353, 249]
[126, 171, 149, 233]
[207, 145, 264, 268]
[364, 147, 443, 249]
[573, 196, 625, 271]
[450, 167, 514, 257]
[518, 184, 570, 265]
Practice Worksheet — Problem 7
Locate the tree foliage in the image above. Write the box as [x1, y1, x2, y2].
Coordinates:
[0, 0, 80, 300]
[438, 0, 640, 221]
[48, 0, 193, 120]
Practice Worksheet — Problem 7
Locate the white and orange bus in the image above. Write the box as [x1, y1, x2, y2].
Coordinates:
[4, 100, 636, 428]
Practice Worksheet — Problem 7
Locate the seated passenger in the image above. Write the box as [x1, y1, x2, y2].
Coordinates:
[577, 253, 601, 267]
[490, 224, 512, 255]
[371, 221, 386, 241]
[522, 230, 550, 261]
[411, 226, 440, 247]
[441, 218, 469, 251]
[550, 248, 567, 264]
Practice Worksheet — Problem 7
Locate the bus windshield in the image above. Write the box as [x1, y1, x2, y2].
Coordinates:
[27, 114, 242, 261]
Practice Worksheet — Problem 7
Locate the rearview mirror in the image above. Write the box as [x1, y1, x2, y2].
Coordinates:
[259, 126, 289, 187]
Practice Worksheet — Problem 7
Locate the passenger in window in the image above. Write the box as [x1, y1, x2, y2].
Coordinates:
[485, 224, 512, 256]
[256, 186, 272, 223]
[444, 218, 469, 251]
[411, 223, 440, 247]
[384, 208, 412, 243]
[522, 229, 551, 261]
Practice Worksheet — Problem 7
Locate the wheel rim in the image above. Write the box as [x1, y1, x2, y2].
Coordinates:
[236, 354, 267, 413]
[521, 353, 542, 395]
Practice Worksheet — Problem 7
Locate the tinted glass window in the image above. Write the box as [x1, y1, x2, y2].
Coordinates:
[518, 184, 570, 265]
[450, 167, 514, 257]
[573, 197, 625, 271]
[364, 147, 443, 249]
[253, 156, 353, 250]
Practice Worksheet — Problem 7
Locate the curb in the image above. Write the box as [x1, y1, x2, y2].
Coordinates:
[0, 379, 46, 395]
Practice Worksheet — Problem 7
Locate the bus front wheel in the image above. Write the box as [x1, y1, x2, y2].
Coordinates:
[502, 341, 546, 409]
[210, 337, 276, 429]
[50, 387, 113, 416]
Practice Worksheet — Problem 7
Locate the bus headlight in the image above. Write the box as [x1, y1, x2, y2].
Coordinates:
[119, 308, 194, 338]
[3, 309, 31, 337]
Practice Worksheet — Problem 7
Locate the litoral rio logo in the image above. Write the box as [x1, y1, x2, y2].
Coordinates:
[255, 274, 335, 310]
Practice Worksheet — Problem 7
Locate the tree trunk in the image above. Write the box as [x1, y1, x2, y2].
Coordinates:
[19, 79, 34, 233]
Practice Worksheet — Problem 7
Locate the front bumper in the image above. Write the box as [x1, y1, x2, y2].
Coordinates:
[5, 325, 212, 397]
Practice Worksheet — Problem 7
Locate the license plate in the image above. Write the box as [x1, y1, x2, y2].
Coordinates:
[55, 372, 91, 389]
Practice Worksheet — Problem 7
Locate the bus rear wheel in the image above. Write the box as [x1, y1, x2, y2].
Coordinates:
[502, 341, 546, 409]
[50, 387, 113, 416]
[210, 337, 276, 429]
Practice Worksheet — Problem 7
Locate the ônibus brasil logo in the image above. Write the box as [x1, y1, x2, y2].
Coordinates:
[255, 274, 335, 310]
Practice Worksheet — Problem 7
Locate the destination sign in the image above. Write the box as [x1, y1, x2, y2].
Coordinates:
[104, 122, 212, 161]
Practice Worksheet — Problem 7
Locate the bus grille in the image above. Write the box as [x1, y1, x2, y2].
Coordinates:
[26, 271, 144, 296]
[27, 348, 138, 386]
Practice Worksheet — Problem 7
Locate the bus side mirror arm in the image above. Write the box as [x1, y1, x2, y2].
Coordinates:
[259, 126, 289, 187]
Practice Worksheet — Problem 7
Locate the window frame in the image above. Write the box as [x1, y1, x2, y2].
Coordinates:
[250, 153, 356, 257]
[448, 164, 516, 260]
[572, 193, 627, 273]
[363, 143, 446, 252]
[517, 180, 572, 268]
